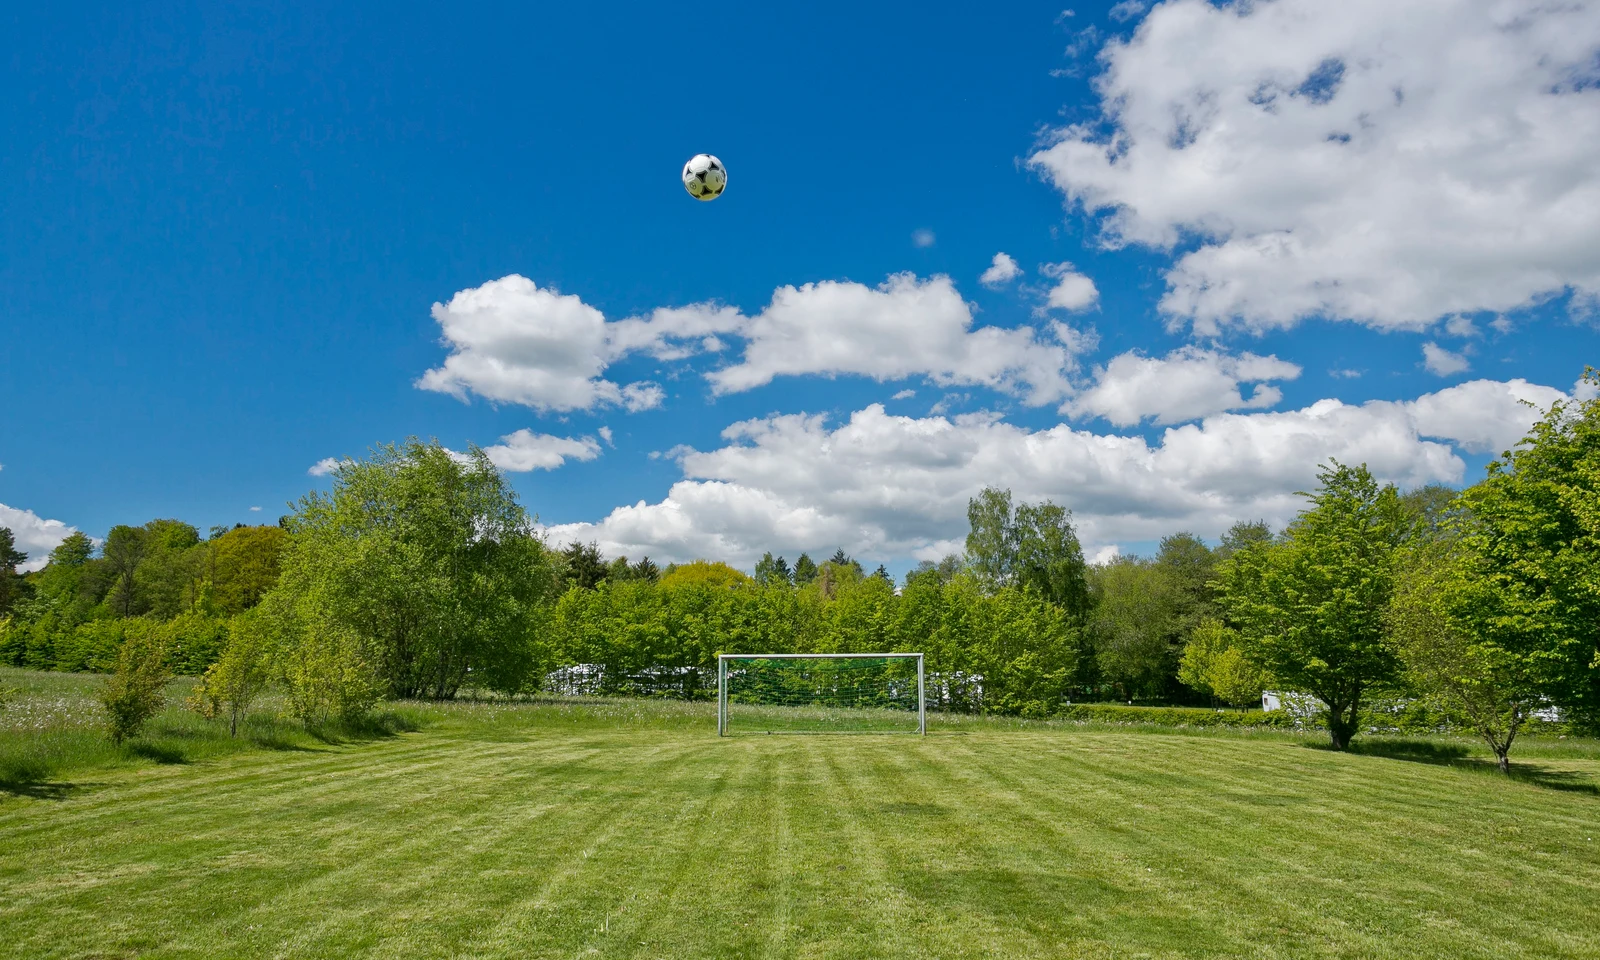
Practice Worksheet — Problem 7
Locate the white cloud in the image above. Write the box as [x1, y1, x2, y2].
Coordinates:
[1422, 342, 1470, 377]
[1029, 0, 1600, 334]
[249, 506, 262, 512]
[419, 273, 1087, 414]
[1070, 347, 1301, 426]
[1407, 378, 1568, 454]
[477, 430, 602, 472]
[1109, 0, 1146, 23]
[416, 276, 673, 414]
[598, 426, 614, 447]
[308, 457, 346, 477]
[912, 229, 937, 248]
[707, 273, 1083, 405]
[1040, 262, 1099, 312]
[1443, 316, 1479, 339]
[0, 503, 76, 573]
[891, 389, 917, 400]
[544, 378, 1574, 567]
[980, 252, 1022, 288]
[1330, 368, 1361, 379]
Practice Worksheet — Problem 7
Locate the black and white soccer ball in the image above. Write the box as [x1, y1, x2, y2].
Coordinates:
[682, 154, 727, 201]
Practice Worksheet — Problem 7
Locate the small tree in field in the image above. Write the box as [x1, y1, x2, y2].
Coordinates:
[1388, 537, 1540, 773]
[1217, 462, 1411, 748]
[187, 612, 271, 736]
[1179, 618, 1265, 708]
[100, 633, 171, 744]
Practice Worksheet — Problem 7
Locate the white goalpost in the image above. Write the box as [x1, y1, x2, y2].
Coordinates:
[716, 653, 926, 736]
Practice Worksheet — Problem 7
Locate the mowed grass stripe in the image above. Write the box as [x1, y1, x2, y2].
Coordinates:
[3, 705, 1600, 959]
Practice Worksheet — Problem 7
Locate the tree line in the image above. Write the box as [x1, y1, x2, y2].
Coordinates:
[1, 372, 1595, 766]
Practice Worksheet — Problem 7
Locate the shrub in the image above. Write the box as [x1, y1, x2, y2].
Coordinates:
[99, 632, 171, 744]
[187, 611, 271, 736]
[1055, 702, 1296, 729]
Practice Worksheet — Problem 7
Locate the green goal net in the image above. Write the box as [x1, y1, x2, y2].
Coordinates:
[717, 654, 926, 735]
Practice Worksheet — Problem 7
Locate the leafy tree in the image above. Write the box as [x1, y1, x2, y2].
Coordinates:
[1387, 536, 1540, 772]
[99, 630, 170, 744]
[659, 561, 752, 589]
[1216, 520, 1272, 559]
[0, 527, 27, 617]
[753, 552, 793, 586]
[965, 487, 1090, 615]
[187, 611, 271, 736]
[1216, 462, 1411, 748]
[1452, 372, 1600, 725]
[101, 524, 148, 617]
[1178, 618, 1263, 708]
[207, 525, 288, 614]
[263, 440, 561, 700]
[1399, 483, 1464, 536]
[792, 553, 818, 586]
[1087, 557, 1176, 700]
[827, 549, 863, 577]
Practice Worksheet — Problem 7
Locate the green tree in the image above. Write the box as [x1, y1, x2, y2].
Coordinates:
[0, 527, 27, 617]
[188, 611, 272, 736]
[101, 524, 148, 617]
[1216, 462, 1411, 749]
[263, 440, 561, 700]
[965, 487, 1090, 615]
[1087, 557, 1176, 700]
[99, 630, 170, 744]
[792, 553, 818, 586]
[1388, 537, 1540, 772]
[753, 552, 792, 586]
[207, 525, 288, 614]
[1453, 372, 1600, 724]
[1178, 618, 1264, 708]
[562, 541, 610, 591]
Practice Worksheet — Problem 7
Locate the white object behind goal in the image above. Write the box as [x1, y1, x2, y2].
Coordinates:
[717, 653, 926, 736]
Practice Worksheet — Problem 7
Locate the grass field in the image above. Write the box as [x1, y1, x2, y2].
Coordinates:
[3, 669, 1600, 959]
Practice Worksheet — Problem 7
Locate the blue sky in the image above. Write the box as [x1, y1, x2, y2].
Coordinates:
[3, 0, 1598, 573]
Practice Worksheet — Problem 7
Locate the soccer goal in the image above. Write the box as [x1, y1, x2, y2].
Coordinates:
[717, 653, 926, 736]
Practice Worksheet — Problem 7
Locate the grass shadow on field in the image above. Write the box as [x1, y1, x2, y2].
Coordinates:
[128, 741, 189, 764]
[0, 777, 81, 801]
[303, 711, 421, 746]
[1327, 739, 1600, 795]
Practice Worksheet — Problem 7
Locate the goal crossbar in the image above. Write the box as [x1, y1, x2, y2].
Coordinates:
[717, 653, 926, 736]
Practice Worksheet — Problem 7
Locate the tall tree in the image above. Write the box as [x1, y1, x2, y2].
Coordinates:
[966, 488, 1089, 615]
[793, 553, 818, 586]
[1453, 370, 1600, 724]
[1087, 557, 1176, 700]
[1388, 536, 1541, 772]
[562, 541, 610, 591]
[101, 525, 149, 617]
[1217, 462, 1412, 748]
[0, 527, 27, 616]
[754, 552, 792, 586]
[263, 440, 562, 699]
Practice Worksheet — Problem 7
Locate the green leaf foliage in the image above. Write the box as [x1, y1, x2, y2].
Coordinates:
[1216, 461, 1412, 748]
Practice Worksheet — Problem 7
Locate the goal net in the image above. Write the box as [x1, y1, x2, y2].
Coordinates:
[717, 653, 925, 735]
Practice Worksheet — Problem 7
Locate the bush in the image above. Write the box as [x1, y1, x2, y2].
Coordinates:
[187, 611, 270, 736]
[98, 632, 171, 744]
[1055, 702, 1296, 729]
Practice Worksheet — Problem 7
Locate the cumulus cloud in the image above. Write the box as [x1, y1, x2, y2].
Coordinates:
[308, 457, 346, 477]
[980, 252, 1022, 287]
[543, 378, 1576, 567]
[416, 276, 673, 413]
[706, 273, 1083, 405]
[1070, 347, 1301, 426]
[0, 503, 76, 573]
[419, 273, 1087, 413]
[1422, 342, 1470, 377]
[1029, 0, 1600, 334]
[891, 389, 917, 401]
[1039, 262, 1099, 312]
[477, 430, 602, 472]
[1407, 378, 1567, 454]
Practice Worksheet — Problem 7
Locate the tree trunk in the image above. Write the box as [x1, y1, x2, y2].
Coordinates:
[1326, 705, 1357, 750]
[1497, 752, 1510, 774]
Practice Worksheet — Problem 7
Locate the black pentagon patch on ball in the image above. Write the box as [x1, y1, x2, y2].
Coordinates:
[709, 160, 721, 170]
[697, 170, 708, 181]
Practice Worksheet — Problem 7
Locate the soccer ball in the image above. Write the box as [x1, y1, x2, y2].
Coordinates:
[682, 154, 727, 201]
